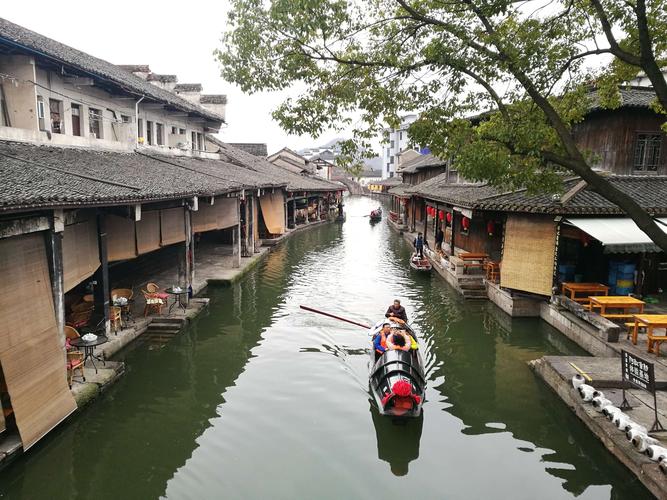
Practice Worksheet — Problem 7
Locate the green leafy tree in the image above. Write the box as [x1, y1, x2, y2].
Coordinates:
[217, 0, 667, 250]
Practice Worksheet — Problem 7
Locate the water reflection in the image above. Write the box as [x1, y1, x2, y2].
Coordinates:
[371, 403, 423, 476]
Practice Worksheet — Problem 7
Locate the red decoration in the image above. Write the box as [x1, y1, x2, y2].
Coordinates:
[446, 212, 452, 224]
[392, 379, 412, 397]
[487, 220, 495, 236]
[462, 216, 470, 230]
[438, 210, 445, 221]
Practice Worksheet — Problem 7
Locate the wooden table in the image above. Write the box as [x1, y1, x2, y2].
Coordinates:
[459, 253, 489, 274]
[589, 296, 645, 319]
[631, 315, 667, 354]
[561, 282, 609, 304]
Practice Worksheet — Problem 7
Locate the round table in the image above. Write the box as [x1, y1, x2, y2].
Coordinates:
[70, 335, 108, 373]
[165, 288, 189, 313]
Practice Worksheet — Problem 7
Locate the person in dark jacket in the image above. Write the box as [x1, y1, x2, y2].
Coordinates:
[435, 228, 444, 252]
[413, 232, 425, 258]
[385, 300, 408, 323]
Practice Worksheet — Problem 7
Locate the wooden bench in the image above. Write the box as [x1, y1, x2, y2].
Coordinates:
[601, 314, 634, 320]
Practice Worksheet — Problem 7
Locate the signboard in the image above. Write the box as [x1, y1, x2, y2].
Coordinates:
[621, 350, 655, 392]
[621, 350, 663, 431]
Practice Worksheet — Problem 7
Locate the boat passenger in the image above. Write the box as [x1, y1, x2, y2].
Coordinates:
[385, 300, 408, 323]
[373, 323, 391, 354]
[386, 331, 411, 352]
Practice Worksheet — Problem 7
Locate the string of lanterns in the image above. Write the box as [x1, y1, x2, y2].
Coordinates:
[423, 205, 498, 237]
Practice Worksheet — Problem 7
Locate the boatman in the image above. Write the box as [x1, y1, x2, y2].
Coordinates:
[413, 232, 425, 258]
[385, 299, 408, 323]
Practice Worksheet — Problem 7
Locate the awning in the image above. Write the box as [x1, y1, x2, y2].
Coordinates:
[565, 218, 667, 253]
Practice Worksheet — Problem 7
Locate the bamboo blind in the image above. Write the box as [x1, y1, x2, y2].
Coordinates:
[192, 198, 239, 233]
[106, 215, 137, 262]
[500, 215, 557, 296]
[0, 233, 77, 450]
[62, 219, 100, 292]
[259, 193, 285, 235]
[160, 208, 186, 246]
[136, 211, 161, 255]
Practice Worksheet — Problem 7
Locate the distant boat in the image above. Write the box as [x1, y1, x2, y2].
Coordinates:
[409, 254, 432, 272]
[369, 320, 426, 418]
[369, 207, 382, 222]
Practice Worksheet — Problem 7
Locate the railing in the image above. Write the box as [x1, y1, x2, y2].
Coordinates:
[389, 211, 399, 222]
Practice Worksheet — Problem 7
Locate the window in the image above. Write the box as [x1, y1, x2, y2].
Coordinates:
[137, 118, 143, 141]
[71, 104, 81, 136]
[197, 132, 203, 151]
[89, 108, 102, 138]
[146, 120, 154, 145]
[156, 122, 164, 146]
[37, 96, 46, 131]
[49, 99, 63, 134]
[179, 128, 186, 135]
[389, 156, 394, 164]
[0, 86, 8, 127]
[386, 163, 390, 173]
[191, 131, 197, 150]
[171, 126, 177, 134]
[400, 131, 403, 140]
[390, 140, 395, 148]
[634, 133, 662, 172]
[121, 115, 131, 123]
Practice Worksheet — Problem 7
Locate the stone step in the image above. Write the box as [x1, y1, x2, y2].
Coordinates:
[147, 323, 182, 332]
[459, 282, 486, 290]
[462, 290, 489, 299]
[150, 316, 184, 324]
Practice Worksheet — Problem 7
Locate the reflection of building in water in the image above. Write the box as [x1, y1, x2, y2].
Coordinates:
[371, 404, 423, 476]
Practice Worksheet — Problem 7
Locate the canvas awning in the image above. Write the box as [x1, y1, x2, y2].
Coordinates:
[259, 193, 286, 235]
[565, 218, 667, 253]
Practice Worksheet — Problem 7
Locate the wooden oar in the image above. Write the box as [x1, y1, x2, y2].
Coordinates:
[299, 305, 371, 330]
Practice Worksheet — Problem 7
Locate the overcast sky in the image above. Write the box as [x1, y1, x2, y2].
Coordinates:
[2, 1, 350, 155]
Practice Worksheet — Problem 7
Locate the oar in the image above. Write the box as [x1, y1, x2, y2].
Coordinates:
[299, 305, 371, 330]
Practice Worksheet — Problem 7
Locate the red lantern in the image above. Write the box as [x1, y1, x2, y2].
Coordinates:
[427, 206, 432, 216]
[487, 220, 495, 236]
[438, 210, 444, 221]
[462, 216, 470, 230]
[446, 212, 452, 224]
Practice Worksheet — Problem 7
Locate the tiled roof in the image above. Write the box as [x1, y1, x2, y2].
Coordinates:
[118, 64, 150, 73]
[200, 94, 227, 105]
[0, 141, 283, 212]
[589, 87, 658, 111]
[387, 183, 412, 197]
[398, 153, 447, 173]
[227, 143, 267, 157]
[407, 172, 667, 215]
[147, 73, 177, 83]
[174, 83, 203, 93]
[212, 138, 341, 192]
[0, 18, 223, 123]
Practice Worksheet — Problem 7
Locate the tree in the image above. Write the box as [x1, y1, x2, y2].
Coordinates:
[217, 0, 667, 250]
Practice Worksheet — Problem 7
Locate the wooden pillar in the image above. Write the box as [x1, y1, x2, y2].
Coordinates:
[248, 195, 256, 253]
[234, 200, 241, 268]
[292, 200, 297, 227]
[450, 211, 457, 256]
[94, 211, 111, 335]
[46, 210, 65, 350]
[423, 204, 428, 246]
[185, 208, 194, 289]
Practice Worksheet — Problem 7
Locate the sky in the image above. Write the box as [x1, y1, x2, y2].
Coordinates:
[1, 0, 350, 155]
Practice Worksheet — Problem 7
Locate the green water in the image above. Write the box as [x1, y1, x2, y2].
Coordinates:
[0, 196, 652, 499]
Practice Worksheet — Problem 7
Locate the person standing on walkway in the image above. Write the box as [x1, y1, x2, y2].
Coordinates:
[435, 227, 444, 252]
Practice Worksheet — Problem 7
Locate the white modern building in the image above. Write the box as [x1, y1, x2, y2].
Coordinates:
[381, 114, 418, 179]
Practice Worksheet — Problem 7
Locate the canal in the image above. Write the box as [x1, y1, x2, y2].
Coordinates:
[0, 196, 651, 499]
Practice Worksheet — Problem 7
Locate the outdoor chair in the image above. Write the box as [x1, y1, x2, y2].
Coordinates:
[111, 288, 134, 323]
[66, 351, 85, 388]
[110, 306, 123, 334]
[66, 309, 93, 329]
[146, 283, 169, 300]
[142, 291, 165, 317]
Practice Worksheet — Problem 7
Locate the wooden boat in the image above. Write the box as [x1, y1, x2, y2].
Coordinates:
[369, 208, 382, 222]
[369, 321, 426, 418]
[409, 254, 432, 271]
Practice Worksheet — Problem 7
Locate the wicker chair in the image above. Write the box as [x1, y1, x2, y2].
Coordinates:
[146, 283, 169, 300]
[142, 291, 165, 317]
[110, 306, 123, 334]
[66, 309, 93, 329]
[111, 288, 134, 323]
[66, 351, 85, 388]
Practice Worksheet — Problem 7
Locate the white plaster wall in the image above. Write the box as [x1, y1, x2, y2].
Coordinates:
[0, 55, 38, 130]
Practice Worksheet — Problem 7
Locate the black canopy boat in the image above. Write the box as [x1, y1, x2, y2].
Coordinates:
[368, 321, 426, 418]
